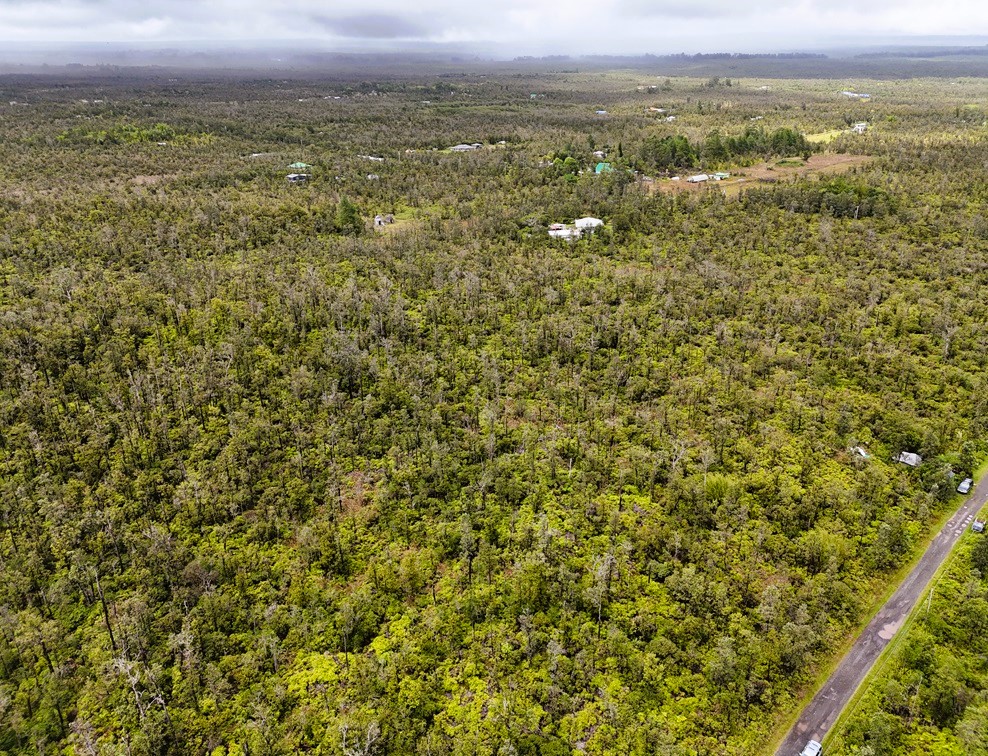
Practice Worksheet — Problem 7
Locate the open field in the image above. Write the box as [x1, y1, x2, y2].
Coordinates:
[806, 129, 846, 144]
[647, 153, 876, 195]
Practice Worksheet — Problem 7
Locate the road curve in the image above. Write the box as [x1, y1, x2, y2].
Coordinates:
[774, 472, 988, 756]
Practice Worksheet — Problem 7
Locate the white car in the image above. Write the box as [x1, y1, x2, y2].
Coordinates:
[958, 478, 973, 494]
[800, 741, 822, 756]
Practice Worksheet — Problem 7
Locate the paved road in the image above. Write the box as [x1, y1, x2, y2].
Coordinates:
[775, 473, 988, 756]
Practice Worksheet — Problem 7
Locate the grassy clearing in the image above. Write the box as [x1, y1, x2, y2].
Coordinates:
[806, 129, 845, 144]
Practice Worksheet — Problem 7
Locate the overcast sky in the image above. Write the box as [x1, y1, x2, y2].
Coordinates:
[0, 0, 986, 55]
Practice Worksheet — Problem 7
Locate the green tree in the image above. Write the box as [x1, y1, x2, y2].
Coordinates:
[335, 197, 363, 236]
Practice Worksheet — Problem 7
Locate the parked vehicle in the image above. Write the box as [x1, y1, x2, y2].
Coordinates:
[958, 478, 973, 494]
[973, 519, 985, 534]
[800, 740, 822, 756]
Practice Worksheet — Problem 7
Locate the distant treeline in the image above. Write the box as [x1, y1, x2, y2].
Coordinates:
[637, 126, 813, 171]
[652, 52, 828, 61]
[857, 46, 988, 59]
[516, 52, 828, 63]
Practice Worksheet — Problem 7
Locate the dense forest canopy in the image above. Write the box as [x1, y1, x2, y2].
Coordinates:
[0, 67, 987, 755]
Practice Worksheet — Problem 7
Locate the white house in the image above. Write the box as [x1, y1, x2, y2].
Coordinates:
[549, 227, 581, 240]
[574, 217, 604, 230]
[450, 143, 481, 152]
[687, 174, 709, 183]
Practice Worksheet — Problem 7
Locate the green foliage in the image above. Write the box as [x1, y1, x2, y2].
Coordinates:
[0, 68, 986, 756]
[638, 125, 813, 173]
[744, 175, 896, 218]
[56, 122, 209, 145]
[639, 134, 698, 171]
[335, 196, 364, 235]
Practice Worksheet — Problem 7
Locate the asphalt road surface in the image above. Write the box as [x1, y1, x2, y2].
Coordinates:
[774, 473, 988, 756]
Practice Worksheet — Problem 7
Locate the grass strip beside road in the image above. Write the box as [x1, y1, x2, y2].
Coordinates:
[762, 459, 988, 756]
[822, 536, 965, 752]
[821, 460, 988, 750]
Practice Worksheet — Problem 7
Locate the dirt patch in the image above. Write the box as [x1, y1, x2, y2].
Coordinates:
[646, 153, 875, 196]
[129, 174, 175, 186]
[743, 153, 874, 181]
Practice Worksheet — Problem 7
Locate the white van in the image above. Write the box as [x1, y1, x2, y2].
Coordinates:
[800, 741, 822, 756]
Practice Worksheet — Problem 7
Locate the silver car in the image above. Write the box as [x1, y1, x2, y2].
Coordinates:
[958, 478, 973, 494]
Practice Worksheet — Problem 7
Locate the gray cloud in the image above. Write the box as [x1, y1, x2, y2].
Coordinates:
[616, 0, 768, 20]
[0, 0, 984, 53]
[310, 12, 428, 39]
[616, 0, 928, 16]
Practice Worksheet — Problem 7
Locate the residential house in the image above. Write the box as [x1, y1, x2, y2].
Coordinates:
[574, 217, 604, 231]
[548, 226, 581, 240]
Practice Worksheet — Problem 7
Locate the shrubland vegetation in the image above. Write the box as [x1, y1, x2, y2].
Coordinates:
[0, 64, 987, 755]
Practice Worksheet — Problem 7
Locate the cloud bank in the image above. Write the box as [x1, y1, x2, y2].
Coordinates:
[0, 0, 986, 54]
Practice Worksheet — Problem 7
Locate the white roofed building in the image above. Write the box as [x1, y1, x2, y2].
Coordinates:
[574, 217, 604, 230]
